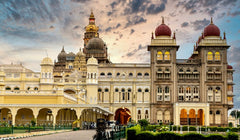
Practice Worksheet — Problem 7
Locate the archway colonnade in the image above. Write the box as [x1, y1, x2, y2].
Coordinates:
[0, 104, 112, 128]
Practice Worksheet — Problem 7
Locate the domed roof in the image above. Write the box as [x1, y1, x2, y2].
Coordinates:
[76, 48, 85, 56]
[67, 52, 75, 57]
[86, 37, 105, 50]
[58, 47, 67, 62]
[155, 17, 171, 36]
[227, 65, 233, 69]
[41, 57, 53, 65]
[87, 56, 98, 65]
[204, 18, 220, 37]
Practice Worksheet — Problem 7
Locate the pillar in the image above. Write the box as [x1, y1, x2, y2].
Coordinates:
[32, 108, 39, 126]
[11, 108, 17, 126]
[52, 108, 58, 127]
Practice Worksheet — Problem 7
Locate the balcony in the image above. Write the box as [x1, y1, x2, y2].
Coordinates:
[227, 91, 233, 96]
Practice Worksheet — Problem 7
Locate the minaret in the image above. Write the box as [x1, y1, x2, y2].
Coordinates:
[83, 10, 99, 48]
[40, 57, 54, 90]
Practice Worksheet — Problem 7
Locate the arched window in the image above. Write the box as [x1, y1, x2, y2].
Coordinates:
[186, 87, 191, 93]
[145, 89, 149, 92]
[49, 73, 51, 78]
[164, 51, 170, 60]
[98, 88, 102, 92]
[216, 110, 220, 115]
[179, 87, 184, 93]
[137, 73, 142, 76]
[45, 73, 47, 78]
[115, 88, 119, 92]
[129, 73, 133, 77]
[208, 87, 213, 91]
[144, 73, 149, 76]
[207, 52, 213, 60]
[14, 87, 20, 90]
[179, 69, 183, 72]
[157, 87, 162, 93]
[107, 72, 112, 76]
[104, 88, 109, 92]
[100, 72, 105, 76]
[186, 69, 191, 72]
[27, 87, 31, 90]
[158, 68, 162, 72]
[193, 87, 198, 93]
[5, 87, 11, 90]
[215, 52, 220, 60]
[116, 72, 120, 76]
[121, 88, 125, 92]
[165, 86, 169, 93]
[34, 87, 38, 90]
[128, 88, 132, 92]
[209, 111, 213, 114]
[138, 88, 142, 92]
[216, 87, 221, 93]
[137, 110, 141, 120]
[157, 51, 163, 60]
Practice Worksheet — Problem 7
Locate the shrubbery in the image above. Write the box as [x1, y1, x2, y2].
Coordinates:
[0, 127, 11, 134]
[126, 127, 238, 140]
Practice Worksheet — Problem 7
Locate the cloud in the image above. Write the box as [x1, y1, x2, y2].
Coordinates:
[124, 44, 147, 57]
[105, 27, 112, 32]
[125, 16, 147, 28]
[228, 11, 240, 17]
[49, 25, 55, 29]
[228, 40, 240, 73]
[116, 23, 121, 28]
[191, 18, 210, 31]
[124, 0, 149, 15]
[147, 3, 166, 14]
[71, 0, 88, 3]
[181, 22, 189, 27]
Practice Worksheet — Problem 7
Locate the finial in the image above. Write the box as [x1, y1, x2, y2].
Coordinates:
[201, 32, 204, 38]
[173, 31, 176, 39]
[210, 17, 213, 24]
[224, 31, 226, 39]
[95, 32, 98, 37]
[61, 46, 65, 52]
[162, 16, 164, 24]
[151, 32, 154, 39]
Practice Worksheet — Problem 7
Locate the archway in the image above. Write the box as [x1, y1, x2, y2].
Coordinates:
[56, 108, 77, 126]
[189, 109, 196, 125]
[115, 108, 131, 125]
[37, 108, 53, 126]
[180, 109, 187, 125]
[64, 89, 76, 95]
[15, 108, 34, 126]
[0, 108, 12, 126]
[198, 109, 204, 126]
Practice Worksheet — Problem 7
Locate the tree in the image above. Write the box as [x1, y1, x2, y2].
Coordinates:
[138, 119, 149, 131]
[230, 110, 240, 118]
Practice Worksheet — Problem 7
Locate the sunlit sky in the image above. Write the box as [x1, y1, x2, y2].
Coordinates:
[0, 0, 240, 109]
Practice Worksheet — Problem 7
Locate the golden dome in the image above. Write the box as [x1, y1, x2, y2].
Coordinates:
[85, 24, 99, 32]
[41, 57, 53, 66]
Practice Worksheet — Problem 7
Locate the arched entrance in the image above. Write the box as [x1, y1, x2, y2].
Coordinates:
[180, 109, 187, 125]
[37, 108, 53, 126]
[198, 109, 204, 125]
[64, 89, 76, 94]
[15, 108, 34, 126]
[114, 108, 131, 125]
[189, 109, 196, 125]
[0, 108, 12, 126]
[56, 108, 77, 126]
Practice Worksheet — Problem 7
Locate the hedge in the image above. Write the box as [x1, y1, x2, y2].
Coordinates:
[127, 129, 238, 140]
[0, 127, 11, 134]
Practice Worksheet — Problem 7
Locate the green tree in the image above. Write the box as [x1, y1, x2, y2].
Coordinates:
[138, 119, 149, 131]
[230, 110, 240, 118]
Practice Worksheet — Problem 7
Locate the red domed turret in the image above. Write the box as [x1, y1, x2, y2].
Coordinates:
[227, 65, 233, 69]
[204, 18, 220, 37]
[155, 17, 171, 36]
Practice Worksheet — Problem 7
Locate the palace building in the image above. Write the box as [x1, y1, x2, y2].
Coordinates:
[0, 11, 234, 127]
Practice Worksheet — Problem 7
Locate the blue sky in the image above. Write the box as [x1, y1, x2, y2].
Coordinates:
[0, 0, 240, 108]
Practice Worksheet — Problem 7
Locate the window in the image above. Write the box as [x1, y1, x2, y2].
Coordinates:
[164, 51, 170, 60]
[121, 88, 125, 92]
[100, 73, 105, 76]
[145, 110, 149, 119]
[107, 72, 112, 77]
[69, 65, 73, 69]
[186, 69, 191, 72]
[158, 68, 162, 72]
[138, 88, 142, 92]
[179, 87, 184, 93]
[157, 87, 162, 93]
[34, 87, 38, 90]
[115, 88, 119, 92]
[129, 73, 133, 77]
[116, 72, 120, 76]
[157, 51, 163, 60]
[14, 87, 20, 90]
[210, 111, 213, 114]
[137, 73, 142, 76]
[128, 88, 131, 92]
[98, 88, 102, 92]
[186, 87, 191, 93]
[145, 89, 149, 92]
[5, 87, 11, 90]
[49, 73, 51, 78]
[104, 88, 109, 92]
[193, 87, 198, 93]
[207, 52, 213, 60]
[122, 93, 125, 100]
[216, 110, 220, 115]
[27, 87, 30, 90]
[144, 73, 149, 76]
[165, 86, 169, 93]
[179, 69, 183, 72]
[14, 73, 20, 78]
[215, 52, 220, 60]
[45, 73, 47, 78]
[137, 110, 141, 120]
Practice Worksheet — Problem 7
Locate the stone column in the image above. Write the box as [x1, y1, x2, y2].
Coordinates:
[32, 108, 39, 126]
[52, 108, 58, 128]
[11, 108, 17, 126]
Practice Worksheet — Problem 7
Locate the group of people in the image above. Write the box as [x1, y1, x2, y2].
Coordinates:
[82, 121, 96, 129]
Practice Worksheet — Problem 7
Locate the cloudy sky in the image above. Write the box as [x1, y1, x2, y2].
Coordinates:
[0, 0, 240, 108]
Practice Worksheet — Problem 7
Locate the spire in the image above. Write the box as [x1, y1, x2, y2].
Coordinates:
[224, 31, 226, 39]
[61, 46, 65, 52]
[90, 9, 94, 19]
[210, 17, 213, 24]
[162, 16, 164, 24]
[173, 31, 176, 39]
[151, 32, 154, 39]
[201, 32, 204, 39]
